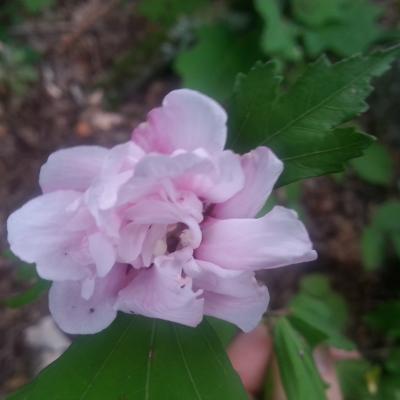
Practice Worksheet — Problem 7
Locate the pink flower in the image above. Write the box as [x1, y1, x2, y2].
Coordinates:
[7, 89, 317, 334]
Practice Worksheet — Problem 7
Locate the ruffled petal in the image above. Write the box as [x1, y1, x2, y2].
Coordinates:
[178, 150, 245, 203]
[132, 89, 227, 154]
[213, 147, 283, 218]
[49, 265, 126, 334]
[184, 259, 269, 331]
[117, 223, 148, 264]
[7, 191, 82, 261]
[196, 206, 317, 271]
[39, 146, 108, 193]
[88, 232, 116, 277]
[116, 253, 204, 327]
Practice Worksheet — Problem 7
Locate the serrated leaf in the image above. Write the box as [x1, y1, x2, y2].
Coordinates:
[175, 24, 261, 102]
[273, 317, 327, 400]
[230, 46, 400, 185]
[254, 0, 302, 61]
[7, 314, 247, 400]
[289, 274, 353, 349]
[302, 0, 383, 58]
[292, 0, 346, 27]
[352, 142, 394, 186]
[361, 226, 385, 271]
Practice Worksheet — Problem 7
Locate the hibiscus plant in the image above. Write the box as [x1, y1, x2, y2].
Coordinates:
[5, 44, 400, 399]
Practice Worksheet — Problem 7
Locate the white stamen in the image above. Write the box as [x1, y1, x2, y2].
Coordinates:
[153, 239, 167, 257]
[179, 229, 192, 247]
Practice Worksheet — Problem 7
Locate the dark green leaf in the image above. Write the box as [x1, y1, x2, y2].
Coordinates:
[366, 301, 400, 339]
[289, 274, 353, 349]
[351, 142, 394, 186]
[302, 0, 383, 58]
[373, 201, 400, 232]
[273, 317, 327, 400]
[138, 0, 206, 26]
[175, 24, 261, 102]
[206, 317, 237, 347]
[361, 226, 385, 271]
[292, 0, 345, 27]
[8, 314, 247, 400]
[336, 359, 376, 400]
[230, 46, 400, 185]
[254, 0, 302, 61]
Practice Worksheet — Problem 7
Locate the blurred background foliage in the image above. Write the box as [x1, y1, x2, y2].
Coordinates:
[1, 0, 400, 399]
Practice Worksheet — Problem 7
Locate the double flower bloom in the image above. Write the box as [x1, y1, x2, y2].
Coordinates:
[7, 89, 316, 334]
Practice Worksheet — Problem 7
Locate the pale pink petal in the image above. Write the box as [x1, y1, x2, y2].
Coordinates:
[213, 147, 283, 218]
[49, 265, 126, 334]
[117, 223, 148, 264]
[39, 146, 108, 193]
[178, 150, 245, 203]
[88, 232, 116, 277]
[101, 142, 145, 176]
[36, 245, 88, 281]
[204, 289, 268, 333]
[184, 259, 269, 331]
[116, 253, 204, 327]
[7, 191, 82, 263]
[196, 206, 317, 271]
[132, 89, 227, 154]
[141, 224, 168, 267]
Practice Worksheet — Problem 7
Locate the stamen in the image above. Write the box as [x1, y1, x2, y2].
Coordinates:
[153, 239, 167, 257]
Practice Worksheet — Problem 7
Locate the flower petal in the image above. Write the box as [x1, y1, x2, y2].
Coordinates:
[196, 206, 317, 270]
[213, 147, 283, 218]
[117, 223, 148, 264]
[88, 232, 116, 277]
[178, 150, 245, 203]
[116, 253, 204, 327]
[39, 146, 108, 193]
[203, 288, 268, 333]
[184, 259, 269, 331]
[49, 265, 125, 334]
[132, 89, 227, 154]
[7, 191, 82, 262]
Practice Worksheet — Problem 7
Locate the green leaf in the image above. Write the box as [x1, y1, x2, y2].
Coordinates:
[302, 0, 383, 58]
[336, 359, 376, 400]
[273, 317, 327, 400]
[366, 300, 400, 339]
[206, 317, 237, 347]
[373, 201, 400, 232]
[351, 142, 394, 186]
[361, 226, 385, 271]
[230, 46, 400, 185]
[8, 314, 247, 400]
[4, 279, 50, 308]
[292, 0, 345, 27]
[254, 0, 302, 61]
[289, 274, 353, 349]
[138, 0, 206, 26]
[175, 24, 261, 102]
[21, 0, 55, 14]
